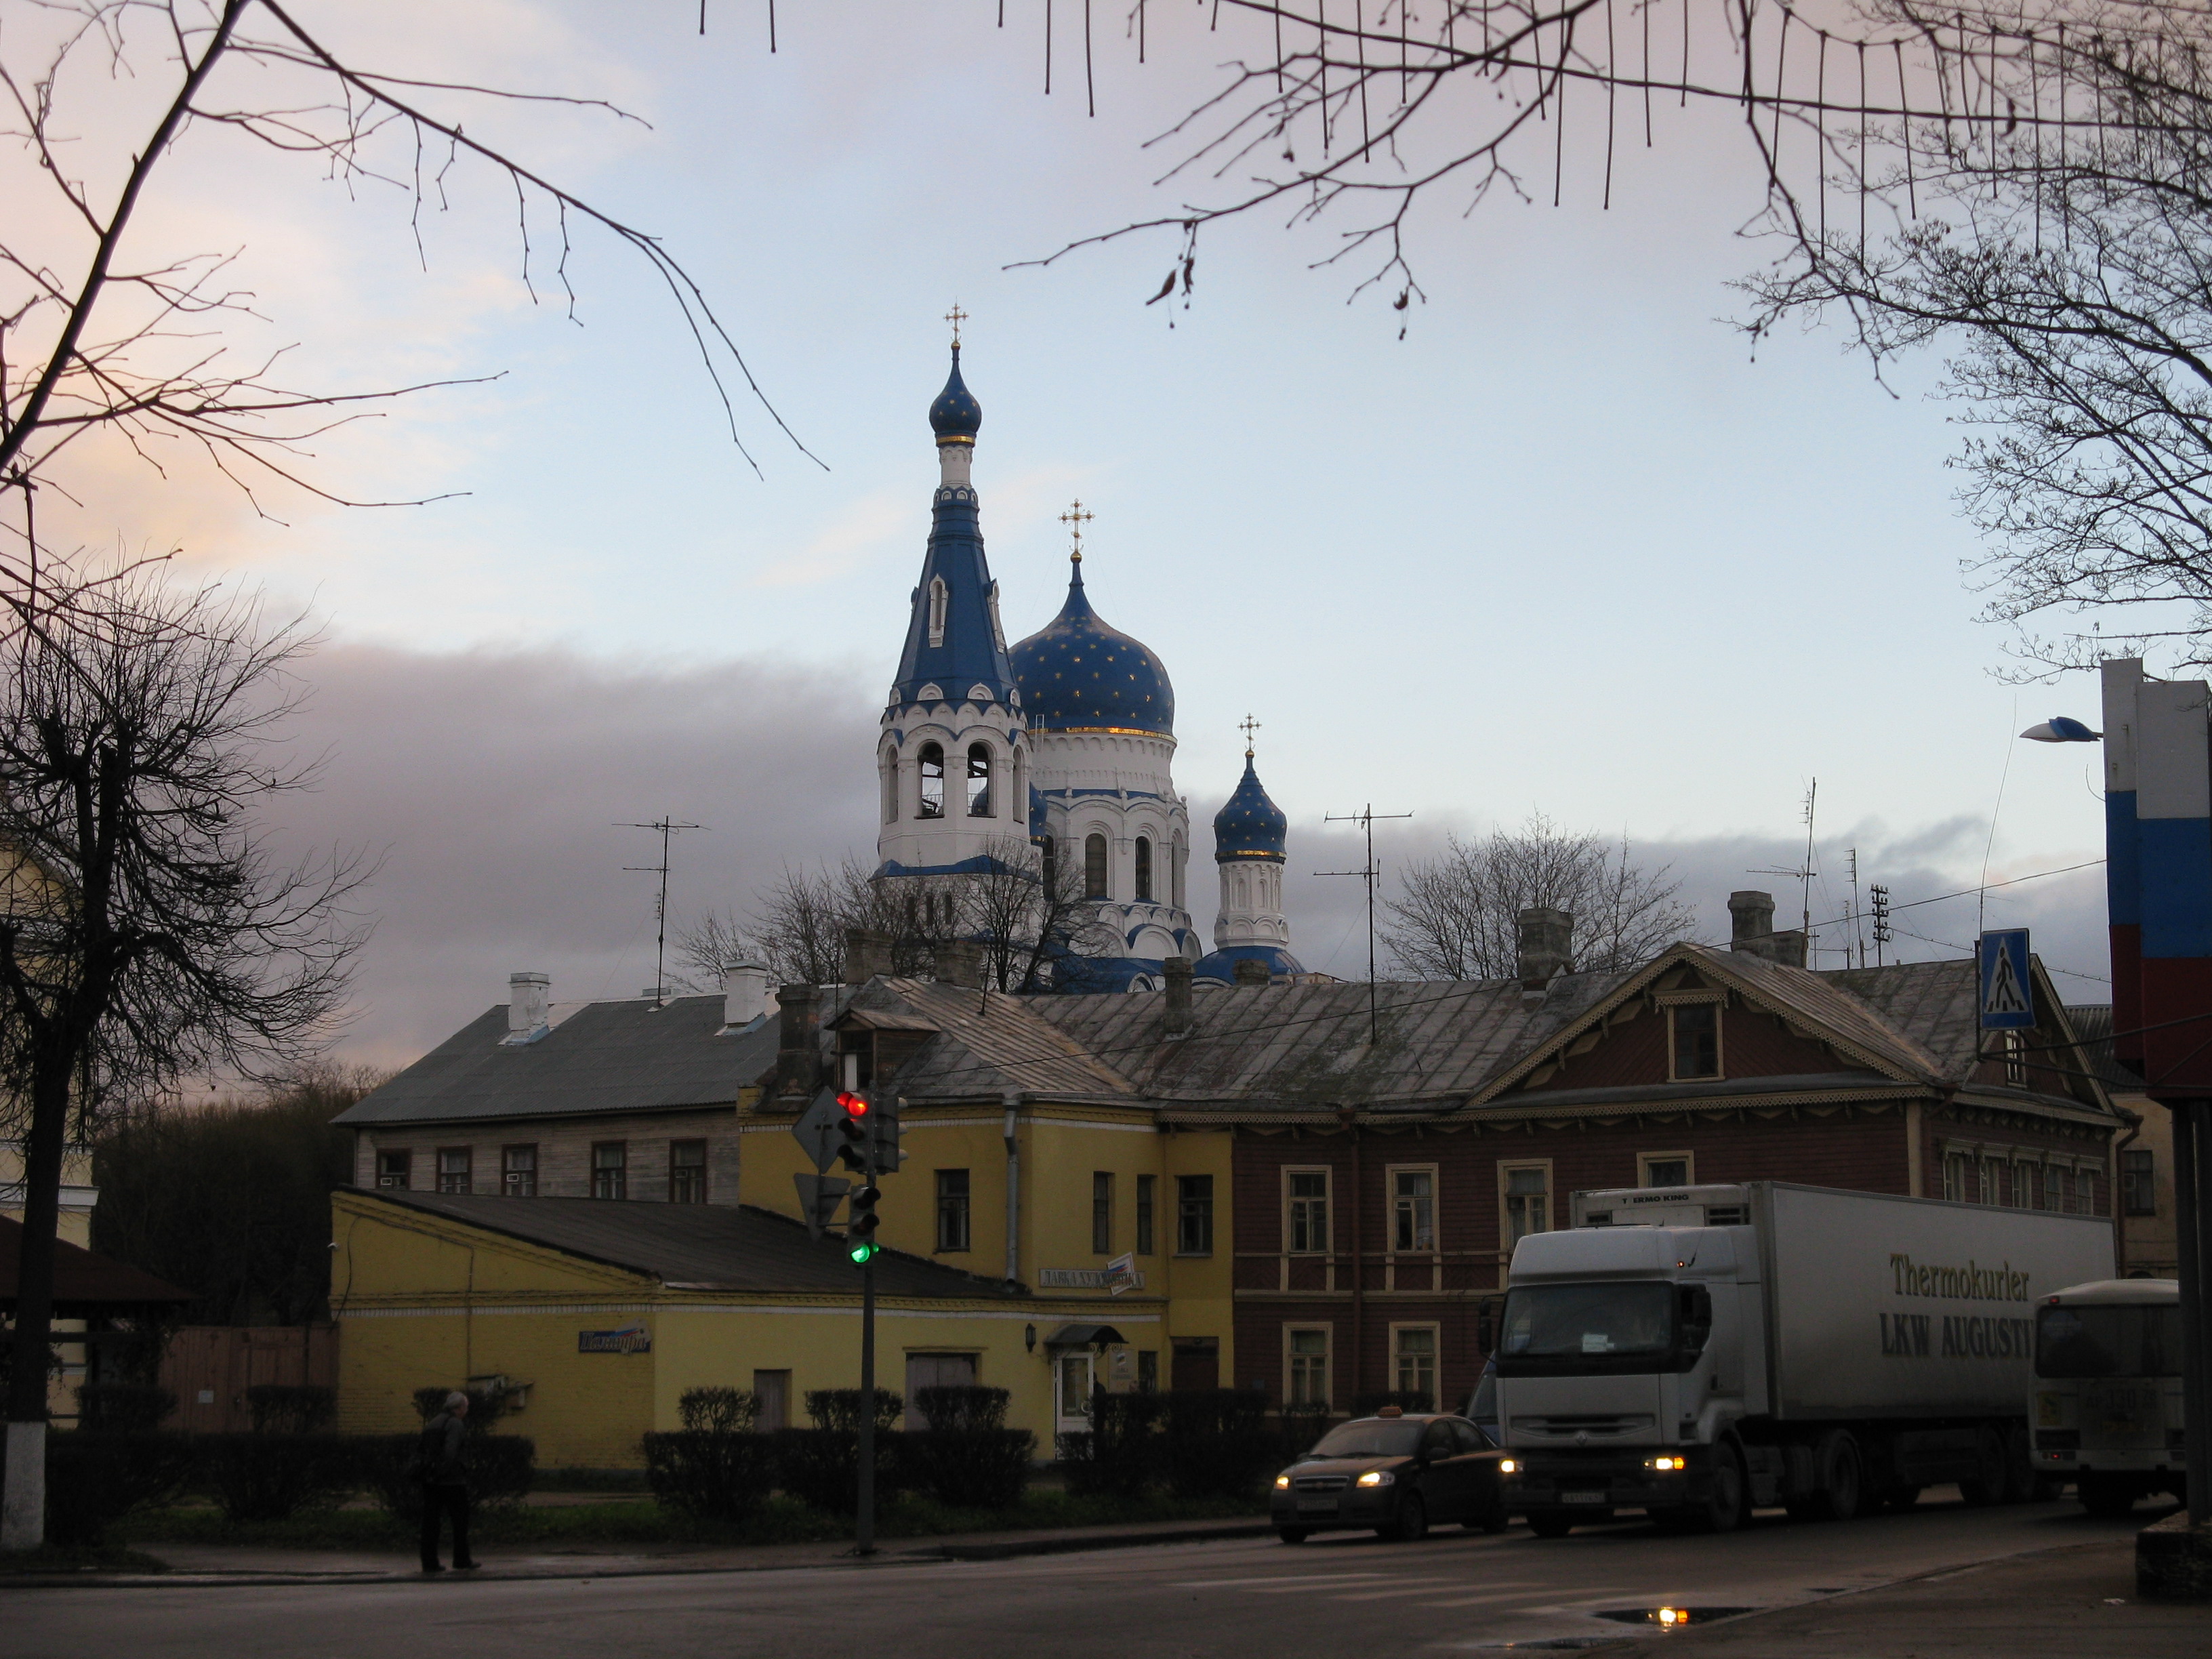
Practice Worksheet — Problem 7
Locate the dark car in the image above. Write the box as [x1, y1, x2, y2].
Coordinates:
[1271, 1409, 1510, 1543]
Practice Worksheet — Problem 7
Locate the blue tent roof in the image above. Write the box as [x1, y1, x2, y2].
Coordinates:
[892, 352, 1015, 710]
[1213, 753, 1287, 863]
[1008, 560, 1174, 737]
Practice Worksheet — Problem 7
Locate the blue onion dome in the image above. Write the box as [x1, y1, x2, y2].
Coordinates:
[1008, 558, 1175, 736]
[928, 345, 982, 443]
[1214, 752, 1288, 862]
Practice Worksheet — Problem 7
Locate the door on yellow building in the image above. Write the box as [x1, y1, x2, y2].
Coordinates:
[1054, 1352, 1093, 1437]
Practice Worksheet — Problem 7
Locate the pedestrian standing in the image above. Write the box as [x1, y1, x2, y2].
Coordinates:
[417, 1390, 480, 1573]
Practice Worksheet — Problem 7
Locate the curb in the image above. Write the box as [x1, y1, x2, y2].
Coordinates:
[0, 1517, 1275, 1591]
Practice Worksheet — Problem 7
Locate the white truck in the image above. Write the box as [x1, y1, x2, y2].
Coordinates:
[1494, 1181, 2116, 1536]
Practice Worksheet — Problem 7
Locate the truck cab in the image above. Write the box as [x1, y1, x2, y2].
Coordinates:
[2031, 1279, 2186, 1516]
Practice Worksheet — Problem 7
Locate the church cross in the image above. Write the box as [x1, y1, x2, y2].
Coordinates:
[945, 303, 968, 347]
[1240, 713, 1262, 756]
[1059, 499, 1094, 562]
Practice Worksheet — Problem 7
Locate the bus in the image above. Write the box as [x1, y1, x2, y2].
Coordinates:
[2032, 1279, 2186, 1517]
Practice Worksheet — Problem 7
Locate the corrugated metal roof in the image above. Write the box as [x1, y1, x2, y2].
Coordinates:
[335, 996, 790, 1126]
[352, 1189, 1029, 1300]
[2065, 1004, 2145, 1094]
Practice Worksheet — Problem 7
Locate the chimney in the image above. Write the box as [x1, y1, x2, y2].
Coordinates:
[1515, 907, 1574, 987]
[721, 959, 768, 1029]
[842, 927, 894, 985]
[507, 972, 550, 1038]
[1163, 956, 1193, 1038]
[933, 939, 985, 989]
[1768, 928, 1809, 970]
[1233, 958, 1270, 987]
[1728, 890, 1777, 961]
[774, 983, 822, 1099]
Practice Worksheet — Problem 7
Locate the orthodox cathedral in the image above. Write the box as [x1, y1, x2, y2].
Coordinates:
[873, 343, 1308, 991]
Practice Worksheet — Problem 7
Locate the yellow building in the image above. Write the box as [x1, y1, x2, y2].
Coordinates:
[2, 1138, 100, 1421]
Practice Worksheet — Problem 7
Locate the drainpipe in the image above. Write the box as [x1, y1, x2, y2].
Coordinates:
[1003, 1090, 1024, 1286]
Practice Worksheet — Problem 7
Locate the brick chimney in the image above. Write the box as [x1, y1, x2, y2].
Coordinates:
[1163, 956, 1193, 1038]
[1729, 890, 1807, 968]
[933, 939, 986, 989]
[1516, 907, 1574, 987]
[842, 928, 894, 985]
[1233, 958, 1269, 987]
[774, 983, 822, 1099]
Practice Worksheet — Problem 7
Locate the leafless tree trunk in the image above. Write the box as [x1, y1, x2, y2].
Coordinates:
[1381, 813, 1692, 979]
[0, 571, 367, 1548]
[958, 836, 1121, 994]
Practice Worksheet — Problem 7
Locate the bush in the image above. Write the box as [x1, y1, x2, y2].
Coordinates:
[198, 1432, 356, 1523]
[678, 1387, 759, 1434]
[913, 1385, 1008, 1432]
[45, 1431, 195, 1547]
[1350, 1389, 1433, 1416]
[356, 1433, 536, 1522]
[906, 1385, 1031, 1507]
[245, 1385, 334, 1435]
[1160, 1389, 1278, 1500]
[1057, 1391, 1161, 1498]
[776, 1429, 906, 1515]
[75, 1382, 176, 1433]
[641, 1431, 776, 1523]
[803, 1388, 901, 1433]
[1277, 1404, 1332, 1461]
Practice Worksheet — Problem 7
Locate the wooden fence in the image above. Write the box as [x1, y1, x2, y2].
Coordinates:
[159, 1324, 339, 1433]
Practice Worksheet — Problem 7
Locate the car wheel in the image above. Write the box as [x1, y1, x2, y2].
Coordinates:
[1385, 1493, 1429, 1543]
[1526, 1510, 1576, 1538]
[1275, 1528, 1311, 1544]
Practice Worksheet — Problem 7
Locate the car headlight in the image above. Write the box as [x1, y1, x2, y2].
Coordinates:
[1645, 1455, 1686, 1472]
[1274, 1474, 1291, 1489]
[1497, 1458, 1518, 1475]
[1356, 1470, 1395, 1488]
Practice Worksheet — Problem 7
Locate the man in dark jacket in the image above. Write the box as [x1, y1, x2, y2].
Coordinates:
[418, 1391, 479, 1573]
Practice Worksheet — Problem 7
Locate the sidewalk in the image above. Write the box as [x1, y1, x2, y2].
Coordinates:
[1575, 1539, 2211, 1658]
[0, 1513, 1276, 1589]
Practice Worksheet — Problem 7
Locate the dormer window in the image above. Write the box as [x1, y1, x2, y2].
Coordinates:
[968, 683, 994, 702]
[918, 743, 945, 819]
[927, 577, 949, 647]
[1668, 1002, 1721, 1080]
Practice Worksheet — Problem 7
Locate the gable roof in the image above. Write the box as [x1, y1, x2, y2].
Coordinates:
[352, 1189, 1028, 1300]
[0, 1216, 190, 1311]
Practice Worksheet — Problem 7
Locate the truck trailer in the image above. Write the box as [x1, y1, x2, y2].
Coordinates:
[1496, 1181, 2115, 1536]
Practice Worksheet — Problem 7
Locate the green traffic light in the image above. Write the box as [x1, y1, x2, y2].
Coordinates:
[848, 1239, 878, 1266]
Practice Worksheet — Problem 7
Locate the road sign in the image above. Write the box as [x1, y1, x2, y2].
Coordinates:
[791, 1087, 848, 1173]
[794, 1173, 850, 1241]
[1978, 930, 2034, 1029]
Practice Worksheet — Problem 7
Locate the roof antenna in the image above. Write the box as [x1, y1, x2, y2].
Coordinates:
[1750, 779, 1816, 965]
[620, 816, 705, 1006]
[1318, 802, 1412, 1044]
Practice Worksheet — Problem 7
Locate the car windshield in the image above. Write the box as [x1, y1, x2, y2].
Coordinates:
[1305, 1420, 1425, 1458]
[2036, 1303, 2182, 1378]
[1500, 1282, 1674, 1359]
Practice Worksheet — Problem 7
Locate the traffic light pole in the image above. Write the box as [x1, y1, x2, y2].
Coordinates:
[855, 1138, 878, 1557]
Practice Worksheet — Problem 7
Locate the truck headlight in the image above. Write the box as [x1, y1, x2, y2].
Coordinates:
[1497, 1458, 1517, 1475]
[1645, 1455, 1687, 1472]
[1274, 1474, 1291, 1489]
[1356, 1471, 1395, 1488]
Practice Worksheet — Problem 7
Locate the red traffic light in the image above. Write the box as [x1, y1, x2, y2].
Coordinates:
[836, 1090, 869, 1118]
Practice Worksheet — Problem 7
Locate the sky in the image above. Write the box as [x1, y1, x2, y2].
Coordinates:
[18, 1, 2124, 1069]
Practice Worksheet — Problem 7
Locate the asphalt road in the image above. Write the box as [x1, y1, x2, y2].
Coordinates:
[0, 1496, 2182, 1659]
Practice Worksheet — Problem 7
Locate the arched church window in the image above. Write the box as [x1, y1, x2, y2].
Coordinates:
[1084, 833, 1109, 900]
[966, 743, 994, 817]
[1040, 834, 1057, 892]
[1134, 836, 1154, 902]
[927, 577, 949, 647]
[918, 743, 945, 819]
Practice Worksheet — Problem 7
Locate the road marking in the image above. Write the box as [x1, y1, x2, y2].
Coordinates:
[1418, 1588, 1623, 1610]
[1170, 1574, 1393, 1589]
[1330, 1580, 1502, 1601]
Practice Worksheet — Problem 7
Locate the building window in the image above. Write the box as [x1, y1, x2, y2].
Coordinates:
[1134, 836, 1153, 902]
[375, 1149, 411, 1190]
[2011, 1159, 2035, 1209]
[670, 1139, 708, 1204]
[1668, 1002, 1721, 1080]
[2123, 1149, 2157, 1216]
[1944, 1150, 1971, 1203]
[966, 743, 994, 817]
[2002, 1030, 2028, 1085]
[1393, 1325, 1439, 1405]
[1135, 1174, 1156, 1255]
[937, 1168, 971, 1252]
[1137, 1349, 1159, 1392]
[1286, 1326, 1331, 1408]
[436, 1148, 472, 1195]
[501, 1145, 537, 1197]
[592, 1142, 628, 1200]
[1041, 834, 1058, 891]
[1092, 1172, 1114, 1254]
[918, 743, 945, 819]
[1392, 1169, 1435, 1252]
[926, 575, 948, 646]
[1084, 832, 1109, 899]
[1176, 1174, 1214, 1255]
[1286, 1169, 1330, 1254]
[1982, 1156, 2005, 1208]
[1501, 1162, 1551, 1246]
[1639, 1152, 1693, 1189]
[2054, 1165, 2076, 1214]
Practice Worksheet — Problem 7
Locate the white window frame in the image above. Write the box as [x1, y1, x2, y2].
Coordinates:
[1389, 1321, 1441, 1406]
[1283, 1165, 1332, 1256]
[1637, 1150, 1696, 1189]
[1498, 1159, 1554, 1252]
[1284, 1324, 1332, 1411]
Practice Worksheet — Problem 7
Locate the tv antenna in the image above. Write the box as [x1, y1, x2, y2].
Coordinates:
[1317, 803, 1412, 1045]
[1750, 779, 1818, 963]
[619, 816, 704, 1006]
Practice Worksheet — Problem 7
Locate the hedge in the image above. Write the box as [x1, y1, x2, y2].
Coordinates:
[45, 1432, 195, 1548]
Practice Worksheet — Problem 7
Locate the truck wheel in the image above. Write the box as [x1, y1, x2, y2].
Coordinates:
[2078, 1474, 2137, 1519]
[1959, 1429, 2008, 1507]
[1526, 1511, 1576, 1538]
[1790, 1430, 1862, 1522]
[1696, 1443, 1748, 1534]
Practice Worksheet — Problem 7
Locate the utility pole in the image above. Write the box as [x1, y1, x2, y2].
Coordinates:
[1319, 803, 1411, 1045]
[855, 1131, 877, 1558]
[1869, 884, 1892, 968]
[619, 816, 703, 1005]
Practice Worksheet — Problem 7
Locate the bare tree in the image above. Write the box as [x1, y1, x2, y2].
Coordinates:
[0, 571, 367, 1547]
[1, 0, 806, 628]
[960, 837, 1122, 994]
[1381, 814, 1692, 979]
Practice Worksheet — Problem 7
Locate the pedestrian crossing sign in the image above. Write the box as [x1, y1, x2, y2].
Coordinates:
[1978, 930, 2035, 1029]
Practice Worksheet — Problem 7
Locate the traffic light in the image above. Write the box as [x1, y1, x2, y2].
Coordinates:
[846, 1180, 882, 1265]
[834, 1089, 871, 1173]
[867, 1092, 905, 1171]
